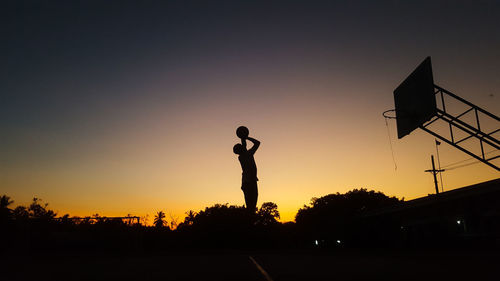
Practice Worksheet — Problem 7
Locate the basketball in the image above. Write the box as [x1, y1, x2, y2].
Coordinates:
[236, 126, 249, 138]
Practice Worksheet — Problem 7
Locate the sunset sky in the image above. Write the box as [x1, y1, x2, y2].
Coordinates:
[2, 1, 499, 223]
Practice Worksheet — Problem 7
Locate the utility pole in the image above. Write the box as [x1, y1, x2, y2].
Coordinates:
[435, 139, 444, 192]
[425, 155, 445, 194]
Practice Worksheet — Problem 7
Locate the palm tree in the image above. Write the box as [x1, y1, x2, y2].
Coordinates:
[1, 195, 14, 221]
[154, 211, 166, 228]
[184, 210, 197, 226]
[1, 195, 13, 208]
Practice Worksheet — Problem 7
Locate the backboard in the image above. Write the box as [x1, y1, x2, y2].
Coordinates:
[394, 57, 437, 139]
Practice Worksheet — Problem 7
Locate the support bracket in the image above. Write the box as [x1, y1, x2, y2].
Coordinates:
[419, 85, 499, 171]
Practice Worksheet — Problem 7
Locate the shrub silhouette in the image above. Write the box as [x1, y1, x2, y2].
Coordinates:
[176, 202, 281, 248]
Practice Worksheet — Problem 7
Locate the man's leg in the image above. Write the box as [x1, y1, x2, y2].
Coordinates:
[243, 181, 258, 212]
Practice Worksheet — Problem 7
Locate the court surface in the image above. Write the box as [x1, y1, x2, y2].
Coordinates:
[2, 249, 498, 280]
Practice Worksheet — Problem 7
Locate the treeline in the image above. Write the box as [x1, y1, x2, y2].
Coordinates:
[0, 189, 404, 252]
[295, 189, 403, 248]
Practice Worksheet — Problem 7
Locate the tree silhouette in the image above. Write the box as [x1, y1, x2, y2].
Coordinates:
[257, 202, 280, 225]
[59, 214, 75, 228]
[0, 195, 14, 222]
[12, 206, 30, 222]
[169, 213, 179, 229]
[295, 188, 403, 246]
[0, 195, 14, 209]
[187, 204, 251, 229]
[154, 211, 167, 228]
[296, 188, 402, 225]
[184, 210, 197, 226]
[28, 197, 57, 220]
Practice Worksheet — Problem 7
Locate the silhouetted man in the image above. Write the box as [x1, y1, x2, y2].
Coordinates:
[233, 134, 260, 212]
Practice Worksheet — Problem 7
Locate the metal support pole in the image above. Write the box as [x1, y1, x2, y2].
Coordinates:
[419, 125, 500, 171]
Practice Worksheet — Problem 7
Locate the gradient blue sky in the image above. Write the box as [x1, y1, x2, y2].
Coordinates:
[1, 0, 499, 222]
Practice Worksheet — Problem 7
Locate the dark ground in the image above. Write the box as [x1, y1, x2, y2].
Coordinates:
[1, 249, 498, 281]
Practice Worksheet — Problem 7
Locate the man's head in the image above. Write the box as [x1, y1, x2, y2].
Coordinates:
[233, 143, 244, 155]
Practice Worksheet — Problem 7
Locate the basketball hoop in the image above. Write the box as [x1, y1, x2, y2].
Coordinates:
[382, 109, 397, 119]
[382, 109, 398, 170]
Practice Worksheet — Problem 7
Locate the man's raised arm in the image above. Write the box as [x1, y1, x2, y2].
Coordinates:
[247, 137, 260, 155]
[241, 138, 247, 150]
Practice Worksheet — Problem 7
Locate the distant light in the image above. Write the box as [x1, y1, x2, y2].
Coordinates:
[456, 220, 461, 225]
[315, 240, 319, 246]
[336, 240, 341, 244]
[400, 226, 404, 230]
